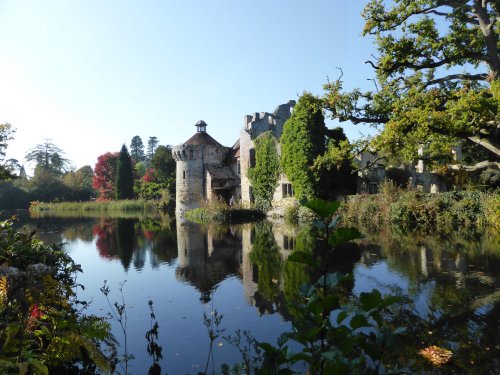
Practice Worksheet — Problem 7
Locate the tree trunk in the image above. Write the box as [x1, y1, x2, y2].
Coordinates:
[474, 0, 500, 79]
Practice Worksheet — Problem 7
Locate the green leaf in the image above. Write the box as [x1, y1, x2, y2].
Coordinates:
[300, 198, 341, 220]
[328, 227, 363, 248]
[287, 250, 317, 268]
[359, 289, 383, 310]
[350, 314, 370, 330]
[317, 272, 351, 290]
[258, 342, 277, 354]
[336, 310, 348, 325]
[322, 294, 339, 312]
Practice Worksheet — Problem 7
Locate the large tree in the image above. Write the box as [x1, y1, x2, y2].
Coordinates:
[151, 145, 176, 187]
[93, 152, 119, 200]
[25, 139, 71, 175]
[146, 136, 159, 165]
[115, 144, 135, 200]
[323, 0, 500, 169]
[281, 93, 326, 199]
[130, 135, 145, 162]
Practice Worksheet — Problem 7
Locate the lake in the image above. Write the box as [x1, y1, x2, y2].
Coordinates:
[4, 210, 499, 374]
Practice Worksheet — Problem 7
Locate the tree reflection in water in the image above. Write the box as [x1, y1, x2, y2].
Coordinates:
[92, 217, 177, 270]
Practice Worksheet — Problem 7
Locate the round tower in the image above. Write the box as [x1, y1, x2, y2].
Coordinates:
[173, 120, 227, 215]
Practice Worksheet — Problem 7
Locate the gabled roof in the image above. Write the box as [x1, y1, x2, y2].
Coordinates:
[183, 132, 223, 147]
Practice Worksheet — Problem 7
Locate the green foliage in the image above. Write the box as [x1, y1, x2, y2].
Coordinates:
[249, 222, 283, 300]
[134, 161, 147, 179]
[29, 199, 156, 213]
[146, 136, 159, 165]
[130, 135, 145, 162]
[323, 1, 500, 166]
[253, 199, 404, 374]
[0, 123, 16, 180]
[25, 140, 71, 175]
[0, 181, 32, 209]
[479, 168, 500, 190]
[281, 93, 326, 199]
[342, 188, 499, 233]
[0, 218, 115, 373]
[185, 205, 265, 225]
[115, 144, 135, 200]
[150, 144, 176, 194]
[248, 132, 280, 211]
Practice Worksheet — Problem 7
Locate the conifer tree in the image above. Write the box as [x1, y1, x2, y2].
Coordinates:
[115, 144, 135, 200]
[130, 135, 145, 162]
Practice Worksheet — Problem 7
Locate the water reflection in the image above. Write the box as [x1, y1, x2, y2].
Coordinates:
[175, 221, 242, 303]
[5, 210, 498, 372]
[91, 216, 177, 270]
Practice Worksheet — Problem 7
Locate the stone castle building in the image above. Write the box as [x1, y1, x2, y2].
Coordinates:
[172, 100, 461, 215]
[173, 101, 296, 215]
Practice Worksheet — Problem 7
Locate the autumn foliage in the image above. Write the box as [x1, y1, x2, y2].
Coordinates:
[93, 152, 118, 201]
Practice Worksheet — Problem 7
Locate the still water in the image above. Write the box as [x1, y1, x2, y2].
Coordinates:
[5, 211, 500, 374]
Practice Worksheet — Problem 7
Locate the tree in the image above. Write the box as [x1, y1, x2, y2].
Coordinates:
[130, 135, 145, 162]
[25, 139, 71, 175]
[313, 129, 357, 199]
[281, 93, 326, 199]
[146, 136, 159, 165]
[0, 123, 15, 180]
[93, 152, 119, 200]
[150, 145, 176, 191]
[62, 165, 95, 200]
[323, 0, 500, 169]
[115, 144, 135, 200]
[248, 132, 280, 211]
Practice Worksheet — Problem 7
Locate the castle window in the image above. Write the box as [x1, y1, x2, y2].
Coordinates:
[282, 183, 294, 198]
[237, 159, 241, 175]
[190, 149, 194, 159]
[283, 235, 295, 250]
[249, 149, 256, 168]
[183, 171, 186, 180]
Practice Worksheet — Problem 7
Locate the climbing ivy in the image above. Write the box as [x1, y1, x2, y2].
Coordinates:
[280, 92, 326, 199]
[248, 131, 280, 211]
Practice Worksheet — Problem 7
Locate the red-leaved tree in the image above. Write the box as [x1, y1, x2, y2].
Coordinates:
[93, 152, 119, 201]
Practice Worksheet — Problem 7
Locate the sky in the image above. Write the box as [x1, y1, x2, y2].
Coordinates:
[0, 1, 379, 173]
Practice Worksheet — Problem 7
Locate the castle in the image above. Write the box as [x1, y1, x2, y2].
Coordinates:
[172, 100, 462, 215]
[172, 101, 296, 215]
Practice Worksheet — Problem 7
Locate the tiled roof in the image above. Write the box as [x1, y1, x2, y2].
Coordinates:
[183, 132, 223, 147]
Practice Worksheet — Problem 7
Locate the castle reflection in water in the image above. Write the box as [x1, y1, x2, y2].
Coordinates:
[175, 219, 296, 307]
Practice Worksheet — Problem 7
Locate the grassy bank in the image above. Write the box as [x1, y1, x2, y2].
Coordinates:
[341, 183, 499, 233]
[185, 200, 265, 224]
[29, 199, 157, 213]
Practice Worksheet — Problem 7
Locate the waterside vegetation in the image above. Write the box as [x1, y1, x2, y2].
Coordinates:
[185, 200, 265, 225]
[0, 218, 115, 374]
[341, 182, 499, 233]
[28, 198, 166, 215]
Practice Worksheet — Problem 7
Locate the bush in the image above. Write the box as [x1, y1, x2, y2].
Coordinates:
[0, 218, 114, 373]
[342, 189, 497, 233]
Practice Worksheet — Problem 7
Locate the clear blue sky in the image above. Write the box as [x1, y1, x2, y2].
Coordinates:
[0, 1, 379, 171]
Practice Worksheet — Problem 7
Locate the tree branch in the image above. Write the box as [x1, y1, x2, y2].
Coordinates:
[346, 116, 388, 125]
[425, 73, 489, 86]
[468, 136, 500, 157]
[366, 51, 488, 74]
